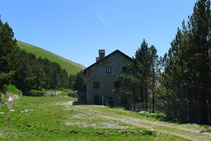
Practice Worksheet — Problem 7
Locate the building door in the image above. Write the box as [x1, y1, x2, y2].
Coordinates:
[94, 96, 99, 105]
[94, 96, 102, 105]
[107, 97, 114, 107]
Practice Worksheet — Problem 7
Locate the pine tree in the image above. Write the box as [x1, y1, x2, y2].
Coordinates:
[159, 0, 211, 124]
[113, 39, 158, 111]
[0, 18, 17, 93]
[73, 71, 86, 91]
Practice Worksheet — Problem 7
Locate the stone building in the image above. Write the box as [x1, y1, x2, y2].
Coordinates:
[81, 49, 132, 106]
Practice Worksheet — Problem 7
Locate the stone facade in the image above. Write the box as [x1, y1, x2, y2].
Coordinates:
[84, 50, 132, 106]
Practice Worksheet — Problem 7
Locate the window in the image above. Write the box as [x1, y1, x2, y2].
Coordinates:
[114, 81, 120, 88]
[93, 81, 100, 88]
[122, 66, 128, 73]
[106, 66, 112, 73]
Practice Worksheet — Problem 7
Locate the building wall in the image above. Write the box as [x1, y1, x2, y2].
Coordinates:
[85, 52, 132, 106]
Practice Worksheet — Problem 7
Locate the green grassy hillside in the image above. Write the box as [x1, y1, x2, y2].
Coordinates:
[17, 41, 85, 75]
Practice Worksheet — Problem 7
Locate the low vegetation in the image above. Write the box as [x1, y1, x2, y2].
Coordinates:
[1, 96, 211, 140]
[58, 89, 71, 96]
[6, 84, 22, 95]
[1, 96, 204, 141]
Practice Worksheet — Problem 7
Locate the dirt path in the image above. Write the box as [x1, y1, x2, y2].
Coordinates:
[74, 106, 211, 141]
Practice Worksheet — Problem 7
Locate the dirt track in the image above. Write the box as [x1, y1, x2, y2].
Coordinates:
[73, 106, 211, 141]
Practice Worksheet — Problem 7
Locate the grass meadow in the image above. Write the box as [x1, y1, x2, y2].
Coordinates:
[0, 96, 210, 140]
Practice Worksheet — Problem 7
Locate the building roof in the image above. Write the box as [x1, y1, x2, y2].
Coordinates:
[84, 49, 133, 74]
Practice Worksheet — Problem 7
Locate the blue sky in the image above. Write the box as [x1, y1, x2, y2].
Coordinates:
[1, 0, 196, 67]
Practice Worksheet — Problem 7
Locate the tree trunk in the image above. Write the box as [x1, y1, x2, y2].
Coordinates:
[152, 66, 155, 113]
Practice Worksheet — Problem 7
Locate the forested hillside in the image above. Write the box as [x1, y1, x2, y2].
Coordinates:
[17, 41, 85, 75]
[0, 19, 78, 93]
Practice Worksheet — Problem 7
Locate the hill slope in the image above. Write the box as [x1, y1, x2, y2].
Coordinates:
[17, 41, 85, 75]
